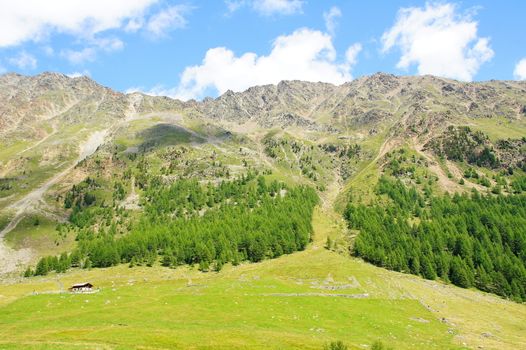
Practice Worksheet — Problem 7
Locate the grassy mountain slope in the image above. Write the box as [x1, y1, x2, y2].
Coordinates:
[1, 208, 524, 350]
[0, 72, 525, 349]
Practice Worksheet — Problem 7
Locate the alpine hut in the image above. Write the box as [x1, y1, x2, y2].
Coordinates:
[69, 282, 93, 293]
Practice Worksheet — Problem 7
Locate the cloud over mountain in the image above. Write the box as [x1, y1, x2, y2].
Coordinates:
[172, 28, 361, 100]
[382, 2, 493, 81]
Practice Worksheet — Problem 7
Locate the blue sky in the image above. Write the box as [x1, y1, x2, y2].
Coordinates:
[0, 0, 525, 100]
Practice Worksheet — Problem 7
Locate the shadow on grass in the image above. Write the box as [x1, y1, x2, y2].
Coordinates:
[137, 124, 204, 152]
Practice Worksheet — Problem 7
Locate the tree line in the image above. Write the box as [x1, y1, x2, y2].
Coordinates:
[26, 174, 318, 276]
[345, 176, 526, 302]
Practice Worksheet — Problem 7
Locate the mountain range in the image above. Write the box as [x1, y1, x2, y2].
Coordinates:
[0, 72, 525, 350]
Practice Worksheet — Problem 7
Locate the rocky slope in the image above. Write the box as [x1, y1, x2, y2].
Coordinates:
[0, 71, 525, 273]
[0, 72, 525, 350]
[192, 73, 526, 134]
[2, 72, 525, 138]
[0, 72, 129, 140]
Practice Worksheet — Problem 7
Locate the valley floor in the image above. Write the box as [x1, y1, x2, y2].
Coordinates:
[0, 208, 524, 350]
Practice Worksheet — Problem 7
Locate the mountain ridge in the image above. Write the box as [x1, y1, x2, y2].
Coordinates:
[0, 71, 526, 350]
[1, 71, 525, 268]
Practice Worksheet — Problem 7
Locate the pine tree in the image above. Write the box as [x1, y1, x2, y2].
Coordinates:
[35, 258, 49, 276]
[23, 267, 33, 277]
[421, 255, 437, 280]
[449, 258, 471, 288]
[409, 256, 420, 275]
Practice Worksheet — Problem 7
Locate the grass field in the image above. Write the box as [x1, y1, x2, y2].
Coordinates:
[4, 214, 75, 260]
[465, 117, 526, 141]
[0, 208, 524, 350]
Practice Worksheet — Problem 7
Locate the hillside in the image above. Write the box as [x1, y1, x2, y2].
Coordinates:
[0, 72, 525, 349]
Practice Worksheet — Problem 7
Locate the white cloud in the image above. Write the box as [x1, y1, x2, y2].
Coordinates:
[146, 5, 191, 37]
[171, 28, 360, 100]
[324, 6, 342, 36]
[126, 87, 143, 94]
[94, 37, 125, 52]
[0, 0, 158, 47]
[126, 85, 175, 96]
[225, 0, 247, 14]
[61, 48, 97, 64]
[0, 1, 178, 66]
[345, 43, 362, 66]
[66, 70, 91, 78]
[8, 51, 37, 70]
[60, 37, 123, 64]
[226, 0, 303, 16]
[125, 17, 145, 33]
[253, 0, 303, 16]
[514, 58, 526, 80]
[382, 2, 493, 81]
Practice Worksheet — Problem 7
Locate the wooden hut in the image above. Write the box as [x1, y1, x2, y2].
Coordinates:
[68, 282, 93, 293]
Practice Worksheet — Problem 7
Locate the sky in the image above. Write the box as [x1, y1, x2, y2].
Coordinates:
[0, 0, 525, 100]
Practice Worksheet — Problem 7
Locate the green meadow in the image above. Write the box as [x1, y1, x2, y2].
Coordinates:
[0, 208, 524, 350]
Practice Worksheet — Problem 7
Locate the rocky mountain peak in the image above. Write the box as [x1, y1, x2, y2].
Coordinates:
[0, 71, 126, 138]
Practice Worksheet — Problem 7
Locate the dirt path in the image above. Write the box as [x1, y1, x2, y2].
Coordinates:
[320, 169, 342, 210]
[17, 127, 57, 156]
[412, 138, 465, 194]
[0, 129, 109, 274]
[317, 136, 398, 247]
[122, 177, 140, 210]
[0, 107, 200, 274]
[1, 130, 109, 235]
[15, 99, 82, 156]
[445, 159, 486, 192]
[347, 136, 399, 187]
[1, 110, 207, 240]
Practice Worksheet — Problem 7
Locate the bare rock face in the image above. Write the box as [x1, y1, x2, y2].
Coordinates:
[181, 73, 526, 135]
[0, 72, 128, 139]
[195, 80, 337, 130]
[1, 72, 525, 141]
